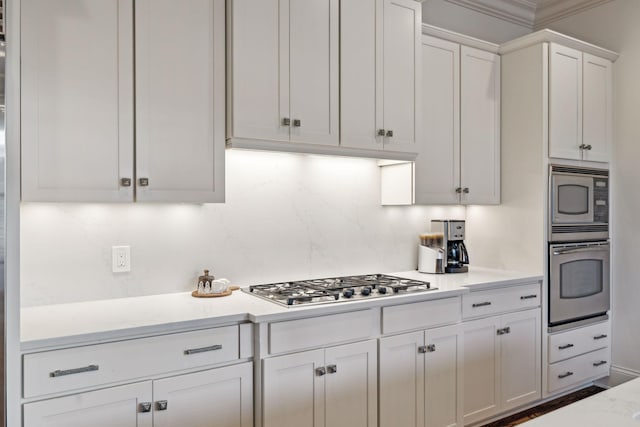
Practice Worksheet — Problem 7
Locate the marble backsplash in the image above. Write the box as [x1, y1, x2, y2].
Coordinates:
[20, 150, 465, 307]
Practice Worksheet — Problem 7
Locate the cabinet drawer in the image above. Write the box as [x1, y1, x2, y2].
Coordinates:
[462, 283, 541, 319]
[548, 321, 610, 363]
[382, 297, 461, 334]
[23, 325, 239, 398]
[547, 347, 610, 393]
[269, 310, 376, 354]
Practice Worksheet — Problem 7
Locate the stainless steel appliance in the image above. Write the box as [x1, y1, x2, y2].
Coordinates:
[0, 30, 6, 425]
[431, 220, 469, 273]
[244, 274, 436, 307]
[549, 165, 609, 242]
[549, 241, 610, 332]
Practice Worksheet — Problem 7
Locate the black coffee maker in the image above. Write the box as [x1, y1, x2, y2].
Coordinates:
[430, 220, 470, 273]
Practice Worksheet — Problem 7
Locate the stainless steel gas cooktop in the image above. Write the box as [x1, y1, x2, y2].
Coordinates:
[243, 274, 436, 307]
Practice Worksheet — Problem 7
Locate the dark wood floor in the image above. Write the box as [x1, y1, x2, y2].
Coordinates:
[482, 386, 605, 427]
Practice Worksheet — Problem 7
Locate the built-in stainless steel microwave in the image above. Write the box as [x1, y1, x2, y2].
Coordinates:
[549, 165, 609, 242]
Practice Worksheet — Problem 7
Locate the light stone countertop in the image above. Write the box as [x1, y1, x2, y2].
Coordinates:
[21, 266, 542, 352]
[520, 378, 640, 426]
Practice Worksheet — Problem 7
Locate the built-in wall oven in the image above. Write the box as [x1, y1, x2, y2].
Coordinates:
[549, 241, 610, 331]
[548, 165, 610, 332]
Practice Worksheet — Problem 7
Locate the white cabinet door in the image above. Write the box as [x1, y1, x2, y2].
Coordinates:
[263, 349, 325, 427]
[583, 53, 612, 163]
[460, 46, 501, 205]
[340, 0, 382, 150]
[382, 0, 421, 153]
[289, 0, 339, 146]
[153, 362, 253, 427]
[325, 340, 378, 427]
[500, 309, 541, 412]
[135, 0, 225, 203]
[228, 0, 287, 142]
[425, 325, 463, 427]
[379, 331, 425, 427]
[549, 43, 583, 161]
[415, 35, 460, 205]
[463, 316, 501, 425]
[23, 381, 152, 427]
[21, 0, 134, 202]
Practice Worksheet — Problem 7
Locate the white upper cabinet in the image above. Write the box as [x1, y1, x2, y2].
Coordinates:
[407, 31, 500, 206]
[228, 0, 339, 147]
[460, 45, 501, 205]
[135, 0, 225, 203]
[21, 0, 134, 202]
[549, 43, 612, 163]
[21, 0, 226, 203]
[340, 0, 421, 154]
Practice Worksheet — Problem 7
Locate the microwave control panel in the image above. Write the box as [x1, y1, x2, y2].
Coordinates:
[593, 178, 609, 223]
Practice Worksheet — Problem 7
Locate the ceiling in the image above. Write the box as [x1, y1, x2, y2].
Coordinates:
[445, 0, 614, 29]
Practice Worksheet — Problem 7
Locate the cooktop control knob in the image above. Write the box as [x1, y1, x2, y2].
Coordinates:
[361, 286, 372, 296]
[378, 286, 387, 294]
[343, 289, 354, 298]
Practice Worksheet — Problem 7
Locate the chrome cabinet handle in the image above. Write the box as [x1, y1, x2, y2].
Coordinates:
[558, 371, 574, 379]
[462, 187, 470, 194]
[156, 400, 168, 411]
[520, 294, 538, 300]
[50, 364, 99, 378]
[139, 177, 149, 187]
[315, 367, 326, 376]
[139, 402, 152, 413]
[120, 178, 132, 187]
[293, 119, 301, 127]
[282, 118, 291, 126]
[472, 302, 492, 308]
[377, 129, 386, 136]
[558, 343, 574, 350]
[426, 344, 436, 352]
[418, 345, 428, 354]
[327, 364, 337, 374]
[455, 187, 462, 194]
[184, 344, 222, 355]
[385, 130, 393, 137]
[594, 334, 608, 340]
[593, 360, 607, 367]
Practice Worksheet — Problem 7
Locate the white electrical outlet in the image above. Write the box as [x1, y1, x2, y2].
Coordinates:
[112, 246, 131, 273]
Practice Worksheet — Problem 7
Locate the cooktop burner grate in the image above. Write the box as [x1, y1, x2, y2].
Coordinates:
[244, 274, 436, 307]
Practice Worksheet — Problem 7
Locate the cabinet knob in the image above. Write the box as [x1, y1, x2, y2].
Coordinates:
[426, 344, 436, 352]
[418, 345, 428, 354]
[497, 327, 511, 335]
[315, 367, 326, 377]
[120, 178, 132, 187]
[139, 178, 149, 187]
[377, 129, 386, 136]
[385, 130, 393, 137]
[282, 117, 291, 126]
[455, 187, 462, 194]
[463, 187, 470, 194]
[156, 400, 168, 411]
[293, 119, 302, 127]
[326, 364, 338, 374]
[139, 402, 152, 413]
[579, 144, 593, 151]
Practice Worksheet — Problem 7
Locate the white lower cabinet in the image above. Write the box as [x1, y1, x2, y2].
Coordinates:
[463, 309, 541, 425]
[379, 324, 463, 427]
[24, 362, 253, 427]
[262, 340, 377, 427]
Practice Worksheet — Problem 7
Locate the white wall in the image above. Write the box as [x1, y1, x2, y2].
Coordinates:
[422, 0, 531, 44]
[20, 150, 464, 306]
[547, 0, 640, 375]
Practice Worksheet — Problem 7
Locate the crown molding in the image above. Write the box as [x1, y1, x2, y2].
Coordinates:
[445, 0, 537, 28]
[445, 0, 613, 30]
[422, 24, 500, 53]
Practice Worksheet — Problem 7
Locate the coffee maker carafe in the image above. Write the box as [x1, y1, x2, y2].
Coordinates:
[430, 220, 470, 273]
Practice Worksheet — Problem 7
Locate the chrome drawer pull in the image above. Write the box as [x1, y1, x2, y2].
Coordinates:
[593, 360, 607, 367]
[50, 364, 99, 378]
[558, 343, 575, 350]
[472, 302, 492, 308]
[558, 371, 574, 379]
[327, 364, 338, 374]
[156, 400, 168, 411]
[520, 294, 538, 300]
[139, 402, 152, 413]
[316, 367, 326, 376]
[184, 344, 222, 355]
[593, 334, 608, 340]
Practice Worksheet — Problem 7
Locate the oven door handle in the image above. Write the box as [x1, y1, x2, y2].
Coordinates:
[552, 246, 609, 256]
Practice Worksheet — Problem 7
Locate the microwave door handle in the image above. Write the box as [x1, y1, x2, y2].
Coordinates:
[552, 246, 609, 256]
